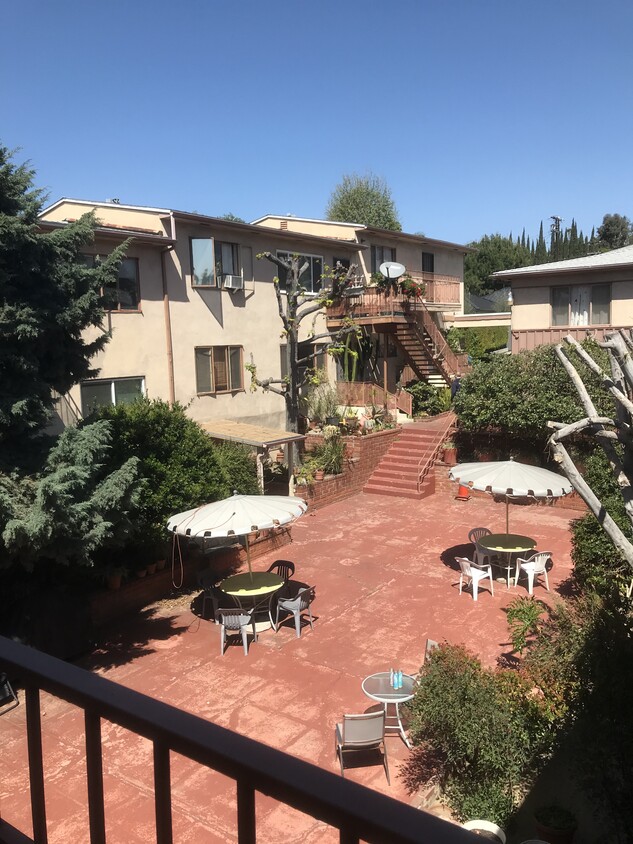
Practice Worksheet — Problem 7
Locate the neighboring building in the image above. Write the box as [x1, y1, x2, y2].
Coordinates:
[493, 245, 633, 353]
[39, 201, 473, 431]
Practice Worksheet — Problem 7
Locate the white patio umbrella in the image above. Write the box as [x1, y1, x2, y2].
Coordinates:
[166, 492, 308, 577]
[449, 459, 573, 532]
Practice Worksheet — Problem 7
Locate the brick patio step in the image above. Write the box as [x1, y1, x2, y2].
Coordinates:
[362, 417, 451, 499]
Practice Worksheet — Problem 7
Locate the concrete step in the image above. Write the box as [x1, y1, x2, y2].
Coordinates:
[370, 472, 419, 488]
[363, 477, 435, 500]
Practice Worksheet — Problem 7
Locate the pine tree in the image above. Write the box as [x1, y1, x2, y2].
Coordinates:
[0, 421, 140, 569]
[535, 221, 548, 264]
[0, 145, 126, 456]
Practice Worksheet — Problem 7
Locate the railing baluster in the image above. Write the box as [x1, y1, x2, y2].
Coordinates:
[25, 687, 48, 844]
[236, 781, 255, 844]
[153, 741, 173, 844]
[85, 711, 106, 844]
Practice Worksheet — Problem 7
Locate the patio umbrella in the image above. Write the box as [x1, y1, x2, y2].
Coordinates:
[449, 459, 573, 532]
[166, 492, 308, 577]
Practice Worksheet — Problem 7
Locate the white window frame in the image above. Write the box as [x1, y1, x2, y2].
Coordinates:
[80, 376, 146, 416]
[190, 238, 243, 288]
[276, 251, 323, 295]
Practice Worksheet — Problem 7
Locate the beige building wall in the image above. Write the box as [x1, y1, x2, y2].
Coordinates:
[511, 271, 633, 332]
[41, 200, 171, 236]
[50, 203, 353, 430]
[253, 215, 358, 242]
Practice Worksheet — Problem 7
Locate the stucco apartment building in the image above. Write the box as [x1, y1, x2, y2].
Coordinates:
[493, 244, 633, 353]
[39, 200, 472, 433]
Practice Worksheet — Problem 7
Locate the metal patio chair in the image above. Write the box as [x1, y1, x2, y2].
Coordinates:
[335, 710, 390, 783]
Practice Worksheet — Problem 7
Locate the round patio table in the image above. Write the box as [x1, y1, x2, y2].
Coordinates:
[220, 572, 284, 631]
[362, 672, 416, 749]
[220, 571, 284, 598]
[477, 533, 536, 587]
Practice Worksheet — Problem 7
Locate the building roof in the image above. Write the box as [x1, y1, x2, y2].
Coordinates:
[40, 200, 365, 252]
[199, 419, 304, 449]
[493, 244, 633, 279]
[251, 215, 474, 254]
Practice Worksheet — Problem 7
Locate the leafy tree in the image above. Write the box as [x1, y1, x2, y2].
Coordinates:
[464, 235, 532, 296]
[454, 342, 613, 443]
[325, 172, 401, 231]
[0, 421, 140, 570]
[220, 212, 246, 223]
[91, 398, 259, 556]
[597, 213, 632, 250]
[0, 145, 125, 455]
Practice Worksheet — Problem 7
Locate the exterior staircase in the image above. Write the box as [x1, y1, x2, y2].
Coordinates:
[363, 413, 456, 500]
[394, 308, 469, 386]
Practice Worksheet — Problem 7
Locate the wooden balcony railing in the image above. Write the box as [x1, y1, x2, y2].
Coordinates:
[405, 272, 462, 306]
[336, 382, 413, 416]
[326, 281, 460, 323]
[0, 636, 479, 844]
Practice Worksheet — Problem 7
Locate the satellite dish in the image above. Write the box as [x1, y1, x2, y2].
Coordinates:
[379, 261, 406, 280]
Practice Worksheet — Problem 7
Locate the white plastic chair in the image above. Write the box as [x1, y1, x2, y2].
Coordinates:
[218, 608, 258, 655]
[455, 556, 494, 601]
[462, 820, 506, 842]
[515, 551, 551, 595]
[274, 586, 315, 637]
[468, 527, 492, 567]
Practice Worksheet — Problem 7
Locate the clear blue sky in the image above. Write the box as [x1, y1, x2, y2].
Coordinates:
[3, 0, 632, 244]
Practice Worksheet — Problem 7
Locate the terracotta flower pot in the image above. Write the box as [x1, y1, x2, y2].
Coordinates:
[315, 469, 325, 481]
[156, 559, 166, 571]
[107, 573, 122, 591]
[147, 563, 157, 575]
[136, 568, 147, 578]
[442, 447, 458, 466]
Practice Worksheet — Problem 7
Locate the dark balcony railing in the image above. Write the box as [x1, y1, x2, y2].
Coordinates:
[0, 636, 478, 844]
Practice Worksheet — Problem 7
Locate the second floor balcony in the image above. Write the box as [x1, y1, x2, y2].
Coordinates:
[326, 273, 462, 326]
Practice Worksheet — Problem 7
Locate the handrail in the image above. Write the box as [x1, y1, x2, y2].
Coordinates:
[0, 636, 478, 844]
[336, 382, 413, 417]
[407, 305, 469, 380]
[416, 413, 456, 493]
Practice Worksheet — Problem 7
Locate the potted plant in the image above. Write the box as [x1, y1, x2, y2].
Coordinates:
[146, 561, 157, 575]
[105, 565, 127, 591]
[136, 566, 148, 578]
[534, 805, 577, 844]
[442, 440, 458, 466]
[343, 408, 359, 432]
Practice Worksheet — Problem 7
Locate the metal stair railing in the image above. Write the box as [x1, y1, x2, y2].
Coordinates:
[415, 412, 456, 493]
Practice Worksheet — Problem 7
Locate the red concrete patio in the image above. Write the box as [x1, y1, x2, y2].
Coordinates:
[1, 485, 579, 843]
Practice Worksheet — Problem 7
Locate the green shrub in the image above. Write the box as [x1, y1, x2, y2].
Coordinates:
[310, 434, 346, 474]
[506, 596, 548, 654]
[406, 644, 550, 825]
[454, 341, 614, 443]
[404, 380, 451, 417]
[89, 399, 258, 559]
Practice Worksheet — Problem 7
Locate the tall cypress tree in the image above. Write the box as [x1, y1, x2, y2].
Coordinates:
[535, 221, 548, 264]
[0, 146, 125, 456]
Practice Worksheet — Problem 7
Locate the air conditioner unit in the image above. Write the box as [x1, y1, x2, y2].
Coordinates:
[223, 274, 244, 291]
